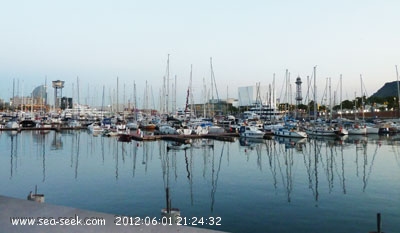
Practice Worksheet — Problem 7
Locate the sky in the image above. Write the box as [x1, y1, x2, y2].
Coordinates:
[1, 0, 400, 110]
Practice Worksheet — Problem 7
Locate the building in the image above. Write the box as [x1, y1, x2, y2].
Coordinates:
[9, 85, 48, 112]
[238, 84, 277, 107]
[61, 97, 73, 110]
[32, 85, 47, 106]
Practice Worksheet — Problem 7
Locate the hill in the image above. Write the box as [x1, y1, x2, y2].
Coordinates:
[371, 81, 400, 98]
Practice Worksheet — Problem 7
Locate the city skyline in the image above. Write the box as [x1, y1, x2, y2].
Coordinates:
[1, 1, 400, 108]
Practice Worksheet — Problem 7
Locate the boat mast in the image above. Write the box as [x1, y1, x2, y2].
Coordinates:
[226, 85, 228, 116]
[396, 65, 400, 118]
[123, 82, 126, 117]
[30, 91, 33, 115]
[203, 77, 207, 118]
[190, 65, 195, 117]
[101, 85, 105, 119]
[210, 58, 214, 117]
[360, 74, 365, 122]
[162, 76, 165, 114]
[174, 75, 177, 115]
[340, 74, 343, 119]
[11, 78, 15, 111]
[268, 83, 272, 121]
[134, 81, 137, 120]
[210, 57, 220, 117]
[151, 85, 156, 114]
[145, 80, 149, 115]
[284, 69, 289, 118]
[166, 54, 170, 114]
[329, 77, 332, 121]
[77, 76, 80, 117]
[21, 79, 23, 113]
[116, 76, 119, 114]
[313, 66, 317, 123]
[273, 73, 276, 121]
[185, 65, 193, 117]
[284, 69, 288, 113]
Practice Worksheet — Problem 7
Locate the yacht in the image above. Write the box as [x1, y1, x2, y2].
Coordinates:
[239, 125, 265, 139]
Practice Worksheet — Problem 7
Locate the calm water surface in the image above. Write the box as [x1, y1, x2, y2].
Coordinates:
[1, 130, 399, 233]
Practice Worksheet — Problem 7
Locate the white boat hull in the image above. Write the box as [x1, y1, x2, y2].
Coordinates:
[6, 121, 19, 129]
[348, 127, 367, 135]
[274, 128, 307, 138]
[239, 126, 265, 139]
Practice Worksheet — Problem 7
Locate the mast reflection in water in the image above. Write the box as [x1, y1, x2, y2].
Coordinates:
[0, 131, 399, 233]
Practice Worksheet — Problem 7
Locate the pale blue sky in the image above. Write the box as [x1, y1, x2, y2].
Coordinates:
[1, 0, 400, 109]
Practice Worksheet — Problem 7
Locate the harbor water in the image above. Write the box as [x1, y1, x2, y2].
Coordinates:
[1, 130, 399, 232]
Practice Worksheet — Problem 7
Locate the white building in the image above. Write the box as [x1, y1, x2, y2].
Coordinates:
[238, 85, 277, 107]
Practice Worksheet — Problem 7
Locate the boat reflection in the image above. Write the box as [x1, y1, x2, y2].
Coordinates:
[7, 130, 18, 180]
[191, 138, 214, 149]
[2, 130, 398, 214]
[51, 132, 63, 150]
[274, 136, 307, 151]
[160, 140, 180, 220]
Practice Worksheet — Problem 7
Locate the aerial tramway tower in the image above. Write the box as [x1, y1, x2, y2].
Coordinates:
[52, 80, 65, 109]
[295, 76, 303, 106]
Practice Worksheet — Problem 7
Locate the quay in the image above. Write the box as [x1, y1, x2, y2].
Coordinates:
[0, 195, 227, 233]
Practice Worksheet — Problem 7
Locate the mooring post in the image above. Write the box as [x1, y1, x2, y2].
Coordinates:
[377, 213, 381, 233]
[166, 187, 170, 213]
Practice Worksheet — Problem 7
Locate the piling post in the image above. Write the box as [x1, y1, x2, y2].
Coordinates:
[377, 213, 381, 233]
[370, 213, 383, 233]
[166, 187, 170, 213]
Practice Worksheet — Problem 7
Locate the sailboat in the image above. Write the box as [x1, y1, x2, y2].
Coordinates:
[334, 75, 349, 136]
[306, 73, 337, 137]
[348, 75, 367, 135]
[139, 81, 156, 130]
[274, 70, 307, 138]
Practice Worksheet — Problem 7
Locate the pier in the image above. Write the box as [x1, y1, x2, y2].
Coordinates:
[0, 195, 226, 233]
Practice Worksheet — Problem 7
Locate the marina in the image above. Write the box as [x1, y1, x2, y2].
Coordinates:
[1, 129, 399, 232]
[2, 1, 400, 232]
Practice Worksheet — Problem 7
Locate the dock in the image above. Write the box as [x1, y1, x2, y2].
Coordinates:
[0, 195, 227, 233]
